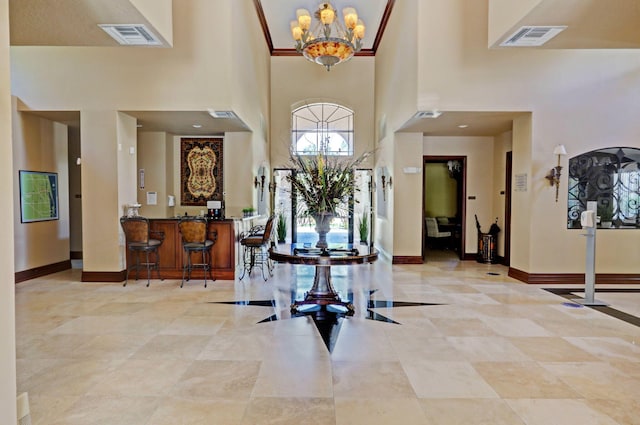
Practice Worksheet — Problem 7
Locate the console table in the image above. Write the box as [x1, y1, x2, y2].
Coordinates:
[269, 244, 378, 314]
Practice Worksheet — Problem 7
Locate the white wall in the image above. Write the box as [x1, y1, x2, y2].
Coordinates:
[0, 0, 17, 421]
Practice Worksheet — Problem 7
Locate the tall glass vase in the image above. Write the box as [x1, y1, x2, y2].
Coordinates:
[313, 212, 335, 249]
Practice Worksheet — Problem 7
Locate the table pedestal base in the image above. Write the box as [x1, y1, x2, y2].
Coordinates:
[290, 265, 354, 315]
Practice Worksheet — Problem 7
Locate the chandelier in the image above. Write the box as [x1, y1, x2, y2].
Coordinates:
[290, 3, 365, 71]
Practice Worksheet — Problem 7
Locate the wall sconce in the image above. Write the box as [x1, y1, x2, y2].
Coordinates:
[268, 171, 277, 193]
[254, 165, 266, 201]
[381, 167, 392, 201]
[545, 144, 567, 202]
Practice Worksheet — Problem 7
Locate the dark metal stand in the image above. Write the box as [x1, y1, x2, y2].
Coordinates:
[290, 259, 355, 315]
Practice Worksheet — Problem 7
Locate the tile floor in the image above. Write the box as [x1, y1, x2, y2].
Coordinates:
[15, 251, 640, 424]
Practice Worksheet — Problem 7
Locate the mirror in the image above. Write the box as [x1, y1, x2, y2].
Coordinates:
[567, 147, 640, 229]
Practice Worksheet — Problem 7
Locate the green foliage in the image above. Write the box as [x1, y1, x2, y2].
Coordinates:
[358, 211, 368, 242]
[276, 213, 287, 242]
[598, 203, 614, 222]
[287, 150, 372, 217]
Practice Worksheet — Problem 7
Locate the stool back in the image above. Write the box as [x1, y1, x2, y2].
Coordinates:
[179, 217, 208, 244]
[262, 216, 275, 244]
[120, 216, 151, 244]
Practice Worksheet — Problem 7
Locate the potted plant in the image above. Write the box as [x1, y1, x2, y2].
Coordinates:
[598, 204, 614, 228]
[287, 150, 372, 248]
[358, 211, 368, 244]
[242, 207, 256, 218]
[276, 213, 287, 243]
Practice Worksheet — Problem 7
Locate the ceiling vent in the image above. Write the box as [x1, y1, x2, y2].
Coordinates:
[414, 110, 442, 119]
[99, 24, 162, 46]
[208, 110, 237, 119]
[500, 26, 567, 47]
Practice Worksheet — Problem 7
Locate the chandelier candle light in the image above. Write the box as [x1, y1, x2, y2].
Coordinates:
[291, 3, 365, 71]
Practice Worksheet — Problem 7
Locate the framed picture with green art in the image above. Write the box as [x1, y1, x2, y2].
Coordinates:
[19, 170, 59, 223]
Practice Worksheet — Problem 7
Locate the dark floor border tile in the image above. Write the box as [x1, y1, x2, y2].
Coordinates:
[543, 287, 640, 328]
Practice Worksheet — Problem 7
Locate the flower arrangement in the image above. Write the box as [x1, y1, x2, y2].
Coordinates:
[287, 150, 372, 217]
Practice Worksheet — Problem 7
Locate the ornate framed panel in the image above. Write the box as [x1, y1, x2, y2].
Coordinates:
[180, 137, 223, 206]
[567, 147, 640, 229]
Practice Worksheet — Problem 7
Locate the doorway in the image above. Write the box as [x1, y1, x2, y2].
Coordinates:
[423, 156, 466, 260]
[503, 151, 512, 266]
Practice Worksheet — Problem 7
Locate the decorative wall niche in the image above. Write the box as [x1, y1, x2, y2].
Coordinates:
[567, 147, 640, 229]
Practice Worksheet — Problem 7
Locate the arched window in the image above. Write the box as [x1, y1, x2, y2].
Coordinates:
[291, 102, 354, 156]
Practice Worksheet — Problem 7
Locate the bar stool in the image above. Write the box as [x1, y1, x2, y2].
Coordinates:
[120, 216, 164, 287]
[239, 215, 275, 281]
[178, 217, 217, 288]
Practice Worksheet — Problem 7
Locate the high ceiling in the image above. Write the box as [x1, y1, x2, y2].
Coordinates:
[9, 0, 640, 137]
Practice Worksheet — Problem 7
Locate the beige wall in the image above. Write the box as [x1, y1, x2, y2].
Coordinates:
[10, 1, 233, 110]
[130, 0, 173, 45]
[374, 0, 419, 256]
[487, 0, 542, 47]
[12, 103, 70, 272]
[393, 133, 423, 257]
[510, 114, 533, 272]
[0, 0, 17, 421]
[377, 0, 640, 272]
[222, 132, 255, 217]
[79, 111, 123, 272]
[270, 56, 375, 167]
[68, 127, 82, 253]
[492, 130, 513, 257]
[11, 0, 270, 273]
[138, 131, 173, 218]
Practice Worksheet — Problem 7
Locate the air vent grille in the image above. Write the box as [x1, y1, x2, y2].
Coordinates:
[99, 24, 162, 46]
[208, 110, 237, 119]
[414, 110, 442, 119]
[500, 26, 567, 47]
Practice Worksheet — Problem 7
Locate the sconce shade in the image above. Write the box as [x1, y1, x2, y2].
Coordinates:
[553, 145, 567, 156]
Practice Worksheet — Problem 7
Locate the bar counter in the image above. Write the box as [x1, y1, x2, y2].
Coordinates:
[141, 218, 236, 280]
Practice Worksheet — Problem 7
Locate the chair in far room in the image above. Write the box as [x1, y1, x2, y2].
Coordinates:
[425, 217, 452, 249]
[120, 216, 164, 287]
[178, 216, 217, 288]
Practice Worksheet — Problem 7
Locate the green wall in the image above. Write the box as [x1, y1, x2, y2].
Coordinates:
[424, 163, 457, 218]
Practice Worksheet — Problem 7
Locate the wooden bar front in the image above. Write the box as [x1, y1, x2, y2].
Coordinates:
[127, 218, 236, 280]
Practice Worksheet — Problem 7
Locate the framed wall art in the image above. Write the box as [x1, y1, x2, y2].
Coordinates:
[19, 170, 59, 223]
[180, 137, 224, 206]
